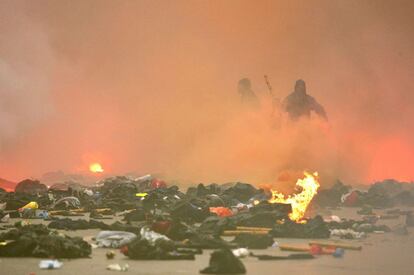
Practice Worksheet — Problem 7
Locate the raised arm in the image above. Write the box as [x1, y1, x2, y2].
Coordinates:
[309, 96, 328, 120]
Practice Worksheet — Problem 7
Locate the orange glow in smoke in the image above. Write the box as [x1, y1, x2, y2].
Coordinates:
[269, 172, 320, 222]
[89, 163, 104, 173]
[368, 137, 414, 182]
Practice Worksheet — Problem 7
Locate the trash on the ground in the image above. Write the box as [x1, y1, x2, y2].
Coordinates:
[341, 190, 361, 207]
[330, 229, 366, 239]
[353, 223, 371, 232]
[232, 248, 249, 258]
[313, 180, 350, 207]
[15, 179, 47, 195]
[309, 241, 362, 250]
[333, 248, 345, 258]
[236, 226, 271, 231]
[362, 215, 379, 224]
[209, 207, 233, 217]
[107, 263, 129, 272]
[222, 230, 270, 236]
[140, 227, 170, 244]
[251, 252, 314, 260]
[357, 206, 373, 215]
[122, 209, 145, 222]
[35, 210, 49, 219]
[200, 248, 246, 274]
[324, 215, 341, 223]
[271, 215, 330, 238]
[279, 244, 311, 252]
[124, 238, 195, 260]
[0, 224, 91, 258]
[1, 214, 10, 223]
[52, 196, 81, 209]
[106, 251, 116, 259]
[310, 244, 335, 255]
[39, 260, 63, 269]
[151, 220, 172, 235]
[231, 233, 274, 249]
[96, 231, 137, 248]
[0, 172, 412, 271]
[19, 201, 39, 211]
[20, 208, 36, 218]
[151, 178, 167, 189]
[84, 189, 94, 196]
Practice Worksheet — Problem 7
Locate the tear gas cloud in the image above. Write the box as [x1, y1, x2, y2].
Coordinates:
[0, 3, 54, 155]
[1, 0, 413, 187]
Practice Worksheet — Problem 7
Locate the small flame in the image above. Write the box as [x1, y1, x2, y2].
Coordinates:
[89, 163, 104, 173]
[268, 171, 320, 222]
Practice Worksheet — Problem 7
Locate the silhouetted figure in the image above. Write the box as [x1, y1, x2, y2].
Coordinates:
[238, 78, 260, 110]
[282, 79, 327, 120]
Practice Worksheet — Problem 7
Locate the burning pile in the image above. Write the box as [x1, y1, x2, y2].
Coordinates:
[89, 163, 104, 173]
[269, 172, 320, 222]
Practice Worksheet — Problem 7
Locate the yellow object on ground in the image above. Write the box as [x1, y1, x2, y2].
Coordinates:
[20, 201, 39, 210]
[136, 193, 148, 197]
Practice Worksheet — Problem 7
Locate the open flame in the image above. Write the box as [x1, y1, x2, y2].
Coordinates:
[268, 171, 320, 222]
[89, 163, 104, 173]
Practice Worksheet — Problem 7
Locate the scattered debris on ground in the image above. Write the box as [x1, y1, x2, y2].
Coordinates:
[0, 174, 412, 273]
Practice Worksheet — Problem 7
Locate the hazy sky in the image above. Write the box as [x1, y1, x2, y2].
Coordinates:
[1, 0, 413, 186]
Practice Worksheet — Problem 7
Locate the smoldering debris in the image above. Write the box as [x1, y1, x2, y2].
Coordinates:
[0, 174, 412, 273]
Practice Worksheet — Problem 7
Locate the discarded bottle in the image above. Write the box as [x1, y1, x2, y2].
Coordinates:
[106, 263, 129, 272]
[35, 210, 49, 219]
[333, 248, 345, 258]
[39, 260, 63, 269]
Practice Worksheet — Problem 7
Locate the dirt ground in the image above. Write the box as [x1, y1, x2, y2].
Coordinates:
[1, 208, 413, 275]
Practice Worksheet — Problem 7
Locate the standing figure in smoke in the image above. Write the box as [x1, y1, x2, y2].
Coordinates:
[237, 78, 260, 110]
[282, 79, 327, 120]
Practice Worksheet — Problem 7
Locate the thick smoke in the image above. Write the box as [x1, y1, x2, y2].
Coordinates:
[1, 1, 413, 187]
[0, 2, 54, 158]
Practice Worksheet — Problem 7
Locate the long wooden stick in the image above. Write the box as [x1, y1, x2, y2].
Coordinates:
[222, 230, 270, 236]
[279, 244, 310, 252]
[309, 241, 362, 250]
[236, 226, 272, 231]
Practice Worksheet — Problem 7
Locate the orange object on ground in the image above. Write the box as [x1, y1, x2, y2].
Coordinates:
[310, 244, 336, 255]
[151, 178, 167, 189]
[209, 207, 233, 217]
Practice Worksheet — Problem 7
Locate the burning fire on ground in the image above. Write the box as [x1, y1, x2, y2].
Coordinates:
[268, 171, 320, 222]
[89, 163, 104, 173]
